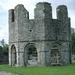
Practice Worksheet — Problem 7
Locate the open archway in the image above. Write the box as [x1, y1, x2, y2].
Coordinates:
[24, 44, 38, 66]
[11, 45, 17, 66]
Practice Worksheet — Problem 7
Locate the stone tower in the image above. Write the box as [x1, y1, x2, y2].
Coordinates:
[9, 2, 71, 67]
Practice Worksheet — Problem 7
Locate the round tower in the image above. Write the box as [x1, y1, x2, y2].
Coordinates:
[56, 5, 68, 21]
[56, 5, 71, 65]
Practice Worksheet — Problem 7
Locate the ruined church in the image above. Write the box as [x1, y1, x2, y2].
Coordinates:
[9, 2, 71, 67]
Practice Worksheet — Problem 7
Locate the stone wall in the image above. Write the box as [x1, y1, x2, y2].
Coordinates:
[9, 2, 71, 67]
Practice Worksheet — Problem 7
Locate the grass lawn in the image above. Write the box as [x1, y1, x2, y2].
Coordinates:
[0, 61, 75, 75]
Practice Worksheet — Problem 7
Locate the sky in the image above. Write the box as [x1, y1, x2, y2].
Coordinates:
[0, 0, 75, 44]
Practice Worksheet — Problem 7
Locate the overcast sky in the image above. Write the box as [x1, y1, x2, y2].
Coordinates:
[0, 0, 75, 43]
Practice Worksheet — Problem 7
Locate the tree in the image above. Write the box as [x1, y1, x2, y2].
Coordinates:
[0, 46, 3, 62]
[0, 39, 8, 63]
[0, 39, 6, 47]
[0, 39, 8, 55]
[71, 28, 75, 54]
[2, 44, 8, 55]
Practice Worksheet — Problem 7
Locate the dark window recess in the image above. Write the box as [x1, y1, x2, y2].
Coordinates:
[12, 9, 15, 22]
[56, 36, 58, 41]
[30, 30, 32, 32]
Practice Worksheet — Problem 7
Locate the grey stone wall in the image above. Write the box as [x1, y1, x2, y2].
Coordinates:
[9, 2, 71, 67]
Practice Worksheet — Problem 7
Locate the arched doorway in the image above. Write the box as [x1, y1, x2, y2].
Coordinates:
[51, 43, 61, 65]
[51, 49, 60, 65]
[24, 44, 38, 66]
[11, 45, 17, 66]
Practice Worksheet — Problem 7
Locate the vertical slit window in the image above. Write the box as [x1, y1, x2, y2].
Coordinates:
[11, 10, 15, 22]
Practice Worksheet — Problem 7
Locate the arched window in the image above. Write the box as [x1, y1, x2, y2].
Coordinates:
[11, 45, 16, 66]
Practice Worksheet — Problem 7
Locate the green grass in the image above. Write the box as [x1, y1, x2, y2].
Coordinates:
[0, 61, 75, 75]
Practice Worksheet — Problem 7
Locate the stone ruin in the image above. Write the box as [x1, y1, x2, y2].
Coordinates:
[9, 2, 71, 67]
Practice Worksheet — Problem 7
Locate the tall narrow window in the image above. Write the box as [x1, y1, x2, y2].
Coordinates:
[11, 45, 16, 66]
[11, 9, 15, 22]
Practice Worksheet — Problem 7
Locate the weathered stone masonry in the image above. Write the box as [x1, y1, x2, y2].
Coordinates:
[9, 2, 71, 67]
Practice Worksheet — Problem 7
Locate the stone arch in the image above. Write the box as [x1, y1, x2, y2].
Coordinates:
[24, 43, 38, 66]
[11, 44, 17, 66]
[51, 42, 61, 65]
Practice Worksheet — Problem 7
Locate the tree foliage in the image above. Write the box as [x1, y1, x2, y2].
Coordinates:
[71, 28, 75, 54]
[0, 39, 5, 47]
[0, 39, 8, 55]
[28, 46, 37, 54]
[2, 44, 8, 55]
